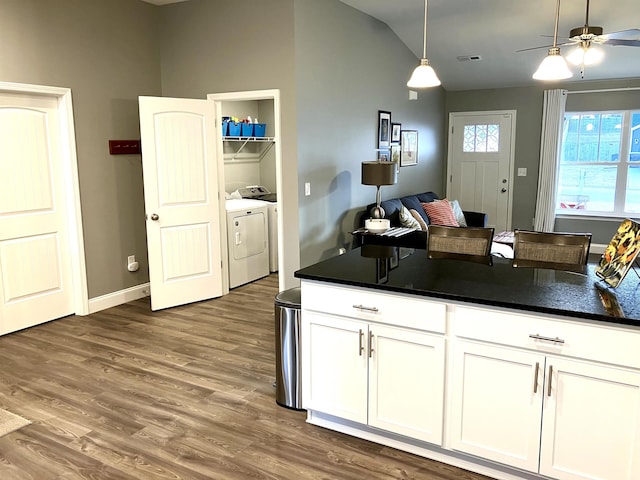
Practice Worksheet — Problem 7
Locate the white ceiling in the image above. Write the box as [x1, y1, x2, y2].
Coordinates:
[142, 0, 640, 91]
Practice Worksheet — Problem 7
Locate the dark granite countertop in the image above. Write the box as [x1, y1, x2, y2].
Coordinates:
[295, 247, 640, 328]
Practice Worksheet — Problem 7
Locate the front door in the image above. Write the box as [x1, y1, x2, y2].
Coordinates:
[0, 92, 74, 334]
[447, 112, 515, 232]
[139, 96, 224, 311]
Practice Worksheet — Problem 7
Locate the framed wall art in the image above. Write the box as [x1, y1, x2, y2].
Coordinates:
[378, 110, 391, 149]
[400, 130, 418, 167]
[391, 123, 401, 143]
[390, 143, 401, 173]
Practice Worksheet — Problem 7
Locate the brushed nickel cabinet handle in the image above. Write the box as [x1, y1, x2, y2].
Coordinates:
[533, 362, 540, 394]
[547, 365, 553, 397]
[529, 334, 565, 344]
[353, 304, 379, 313]
[369, 331, 374, 358]
[358, 329, 364, 356]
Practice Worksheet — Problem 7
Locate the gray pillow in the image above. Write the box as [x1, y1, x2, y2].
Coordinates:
[449, 199, 468, 227]
[399, 206, 421, 230]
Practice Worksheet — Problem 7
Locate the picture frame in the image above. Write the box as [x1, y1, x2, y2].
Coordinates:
[595, 218, 640, 288]
[377, 149, 390, 162]
[391, 123, 401, 143]
[400, 130, 418, 167]
[390, 144, 401, 174]
[378, 110, 391, 149]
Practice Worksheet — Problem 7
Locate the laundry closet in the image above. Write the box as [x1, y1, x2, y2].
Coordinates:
[218, 97, 279, 289]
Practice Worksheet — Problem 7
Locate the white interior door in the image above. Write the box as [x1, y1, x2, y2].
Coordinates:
[0, 92, 74, 334]
[448, 112, 515, 232]
[139, 96, 224, 311]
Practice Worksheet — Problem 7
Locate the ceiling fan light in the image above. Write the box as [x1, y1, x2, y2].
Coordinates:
[407, 58, 441, 88]
[566, 44, 604, 66]
[533, 48, 573, 80]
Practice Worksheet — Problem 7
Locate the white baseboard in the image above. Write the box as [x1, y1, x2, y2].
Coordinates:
[88, 283, 150, 314]
[590, 243, 606, 255]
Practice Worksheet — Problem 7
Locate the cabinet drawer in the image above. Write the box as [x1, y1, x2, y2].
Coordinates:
[301, 281, 445, 334]
[453, 305, 640, 368]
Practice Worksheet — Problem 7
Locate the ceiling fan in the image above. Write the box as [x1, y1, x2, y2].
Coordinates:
[520, 0, 640, 67]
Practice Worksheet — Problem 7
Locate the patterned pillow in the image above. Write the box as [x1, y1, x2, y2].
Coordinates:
[421, 200, 459, 227]
[449, 199, 468, 227]
[399, 206, 422, 230]
[409, 209, 428, 231]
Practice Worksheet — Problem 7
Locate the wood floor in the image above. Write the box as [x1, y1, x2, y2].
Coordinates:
[0, 274, 494, 480]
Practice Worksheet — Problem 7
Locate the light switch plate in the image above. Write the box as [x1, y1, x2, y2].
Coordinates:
[304, 182, 311, 196]
[518, 168, 527, 177]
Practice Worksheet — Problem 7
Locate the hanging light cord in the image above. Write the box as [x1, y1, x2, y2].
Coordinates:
[422, 0, 428, 58]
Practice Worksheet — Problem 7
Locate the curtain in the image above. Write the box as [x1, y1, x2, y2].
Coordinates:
[533, 89, 567, 232]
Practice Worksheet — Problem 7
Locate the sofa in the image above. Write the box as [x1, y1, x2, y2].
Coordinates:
[355, 191, 488, 250]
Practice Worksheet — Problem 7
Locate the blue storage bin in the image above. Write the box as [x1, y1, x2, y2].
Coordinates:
[221, 120, 229, 137]
[254, 123, 266, 137]
[241, 122, 254, 137]
[228, 121, 241, 136]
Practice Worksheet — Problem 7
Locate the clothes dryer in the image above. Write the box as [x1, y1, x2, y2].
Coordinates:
[225, 199, 269, 288]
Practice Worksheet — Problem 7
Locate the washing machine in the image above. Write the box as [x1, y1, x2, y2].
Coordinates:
[225, 199, 269, 289]
[232, 186, 278, 273]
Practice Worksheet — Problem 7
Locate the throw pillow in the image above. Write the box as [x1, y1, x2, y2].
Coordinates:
[409, 209, 427, 231]
[449, 199, 468, 227]
[399, 206, 422, 230]
[421, 200, 459, 227]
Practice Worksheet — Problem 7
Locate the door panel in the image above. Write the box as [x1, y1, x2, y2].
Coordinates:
[448, 112, 514, 232]
[0, 94, 73, 334]
[139, 96, 223, 311]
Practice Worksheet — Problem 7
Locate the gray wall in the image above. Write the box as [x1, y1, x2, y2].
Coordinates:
[294, 0, 446, 267]
[446, 78, 640, 244]
[0, 0, 160, 298]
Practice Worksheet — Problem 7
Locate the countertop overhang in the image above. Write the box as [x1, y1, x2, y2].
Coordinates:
[295, 247, 640, 327]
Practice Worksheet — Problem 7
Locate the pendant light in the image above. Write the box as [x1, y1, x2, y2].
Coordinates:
[407, 0, 441, 88]
[533, 0, 573, 81]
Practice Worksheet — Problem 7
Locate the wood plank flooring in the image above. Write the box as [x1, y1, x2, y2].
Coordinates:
[0, 275, 494, 480]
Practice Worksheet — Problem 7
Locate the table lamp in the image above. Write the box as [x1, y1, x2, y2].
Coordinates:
[361, 161, 397, 219]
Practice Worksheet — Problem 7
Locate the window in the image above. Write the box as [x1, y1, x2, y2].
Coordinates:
[463, 124, 499, 152]
[556, 110, 640, 216]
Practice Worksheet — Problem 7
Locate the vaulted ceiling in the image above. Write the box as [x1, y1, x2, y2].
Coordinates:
[142, 0, 640, 91]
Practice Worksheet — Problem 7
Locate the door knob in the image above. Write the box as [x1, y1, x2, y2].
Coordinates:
[501, 188, 507, 193]
[150, 213, 159, 221]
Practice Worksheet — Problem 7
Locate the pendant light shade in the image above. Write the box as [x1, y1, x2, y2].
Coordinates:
[533, 0, 573, 81]
[407, 59, 441, 88]
[533, 47, 573, 80]
[407, 0, 441, 88]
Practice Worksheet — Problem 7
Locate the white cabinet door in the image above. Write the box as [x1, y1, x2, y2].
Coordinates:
[449, 340, 545, 472]
[540, 357, 640, 480]
[302, 312, 367, 423]
[368, 324, 445, 444]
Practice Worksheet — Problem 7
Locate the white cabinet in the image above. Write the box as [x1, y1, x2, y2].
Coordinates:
[450, 306, 640, 480]
[301, 282, 446, 445]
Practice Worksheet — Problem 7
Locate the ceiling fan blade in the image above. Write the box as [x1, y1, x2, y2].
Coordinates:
[516, 44, 552, 53]
[604, 39, 640, 47]
[602, 28, 640, 40]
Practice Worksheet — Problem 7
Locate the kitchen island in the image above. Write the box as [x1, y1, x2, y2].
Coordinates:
[295, 247, 640, 480]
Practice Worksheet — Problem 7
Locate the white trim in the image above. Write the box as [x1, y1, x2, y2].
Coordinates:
[89, 283, 150, 314]
[567, 87, 640, 95]
[0, 81, 89, 315]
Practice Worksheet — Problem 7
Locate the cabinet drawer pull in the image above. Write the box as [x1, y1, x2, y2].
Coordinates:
[533, 362, 540, 394]
[369, 331, 374, 358]
[547, 365, 553, 397]
[353, 304, 379, 313]
[529, 333, 565, 344]
[358, 329, 364, 356]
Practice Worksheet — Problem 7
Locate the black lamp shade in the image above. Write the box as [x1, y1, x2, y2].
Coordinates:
[361, 161, 397, 186]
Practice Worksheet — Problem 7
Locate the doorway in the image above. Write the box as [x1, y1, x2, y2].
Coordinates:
[0, 82, 87, 335]
[447, 111, 516, 233]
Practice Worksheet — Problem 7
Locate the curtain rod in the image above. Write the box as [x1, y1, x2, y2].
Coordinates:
[566, 86, 640, 95]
